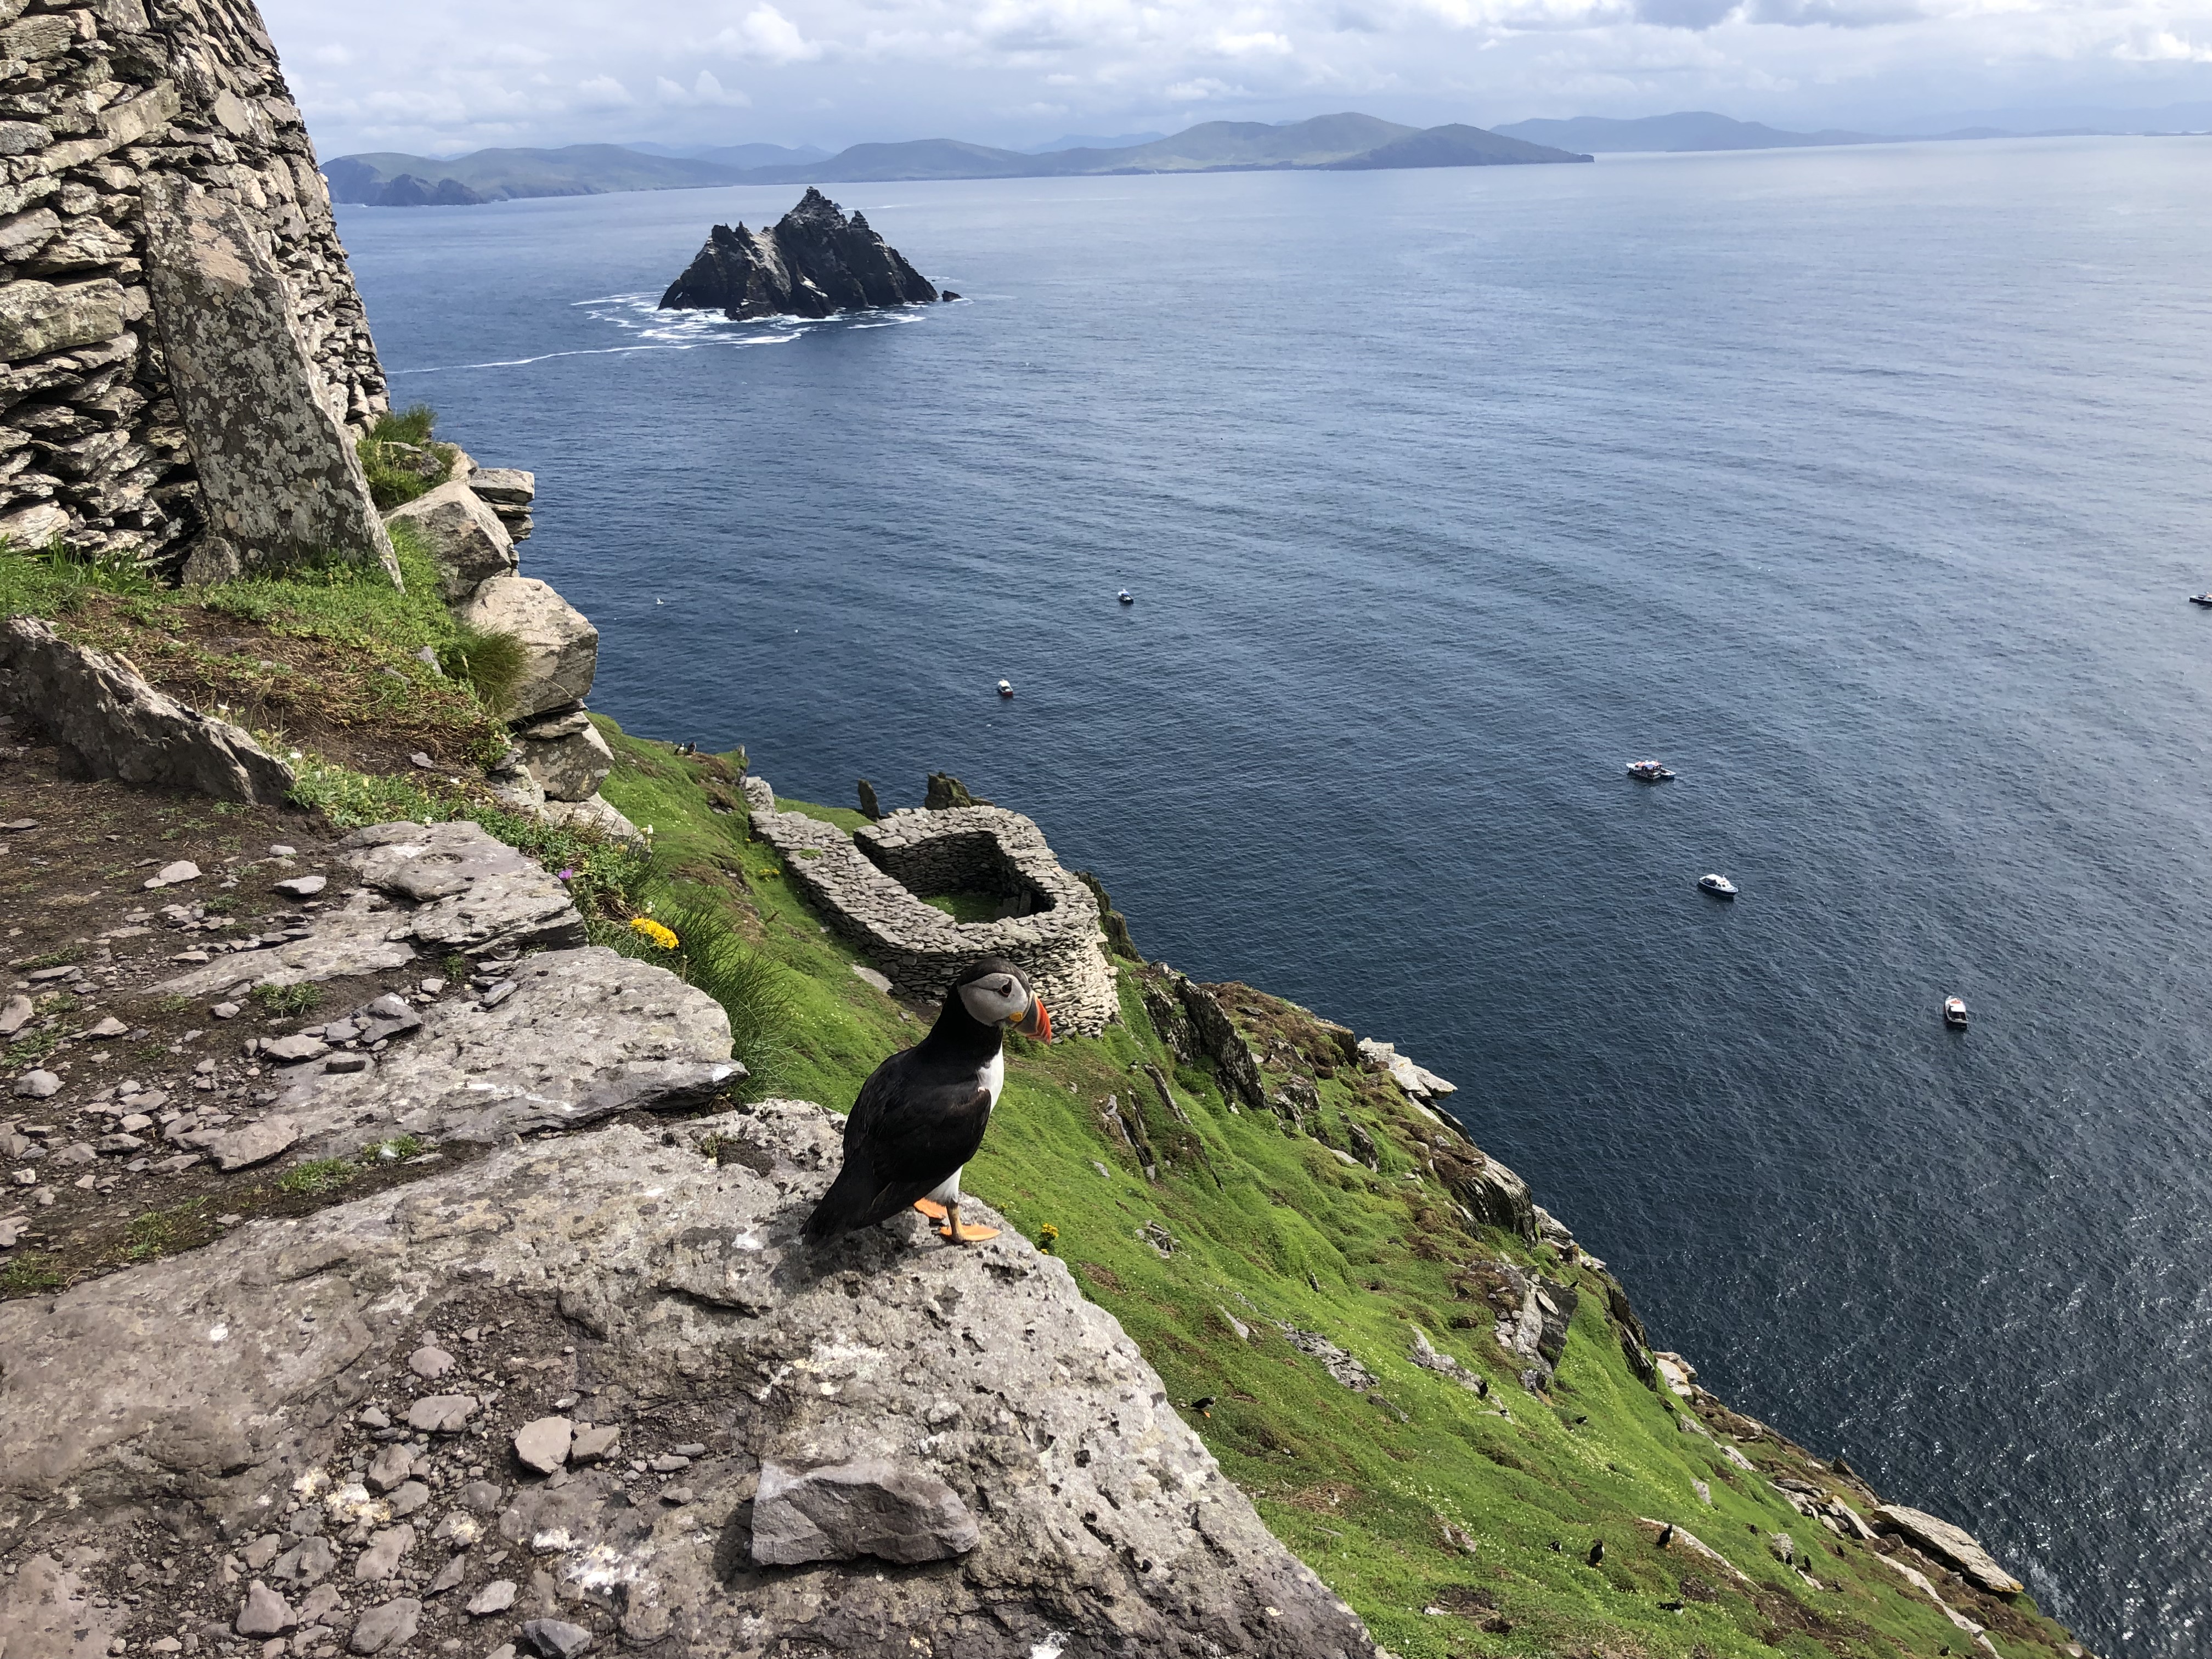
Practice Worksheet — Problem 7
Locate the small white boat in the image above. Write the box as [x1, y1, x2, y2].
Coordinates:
[996, 679, 1014, 699]
[1626, 760, 1675, 782]
[2192, 594, 2212, 608]
[1118, 589, 1135, 605]
[1697, 873, 1737, 898]
[1944, 996, 1970, 1029]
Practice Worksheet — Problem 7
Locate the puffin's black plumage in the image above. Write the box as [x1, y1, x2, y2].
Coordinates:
[803, 958, 1047, 1243]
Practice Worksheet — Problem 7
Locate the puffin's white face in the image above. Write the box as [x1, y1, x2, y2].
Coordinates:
[958, 972, 1029, 1027]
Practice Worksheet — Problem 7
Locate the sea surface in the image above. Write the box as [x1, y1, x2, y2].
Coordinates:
[337, 137, 2212, 1654]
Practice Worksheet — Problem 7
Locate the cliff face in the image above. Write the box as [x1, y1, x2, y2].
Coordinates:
[659, 187, 939, 321]
[0, 0, 387, 568]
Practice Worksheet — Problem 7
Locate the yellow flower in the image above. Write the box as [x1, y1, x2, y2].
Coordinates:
[1036, 1223, 1059, 1255]
[630, 916, 678, 950]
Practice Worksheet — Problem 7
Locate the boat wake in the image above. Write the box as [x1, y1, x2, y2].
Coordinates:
[386, 290, 925, 377]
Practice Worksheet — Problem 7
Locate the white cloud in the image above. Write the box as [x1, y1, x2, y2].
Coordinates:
[259, 0, 2212, 159]
[709, 5, 823, 63]
[574, 73, 635, 109]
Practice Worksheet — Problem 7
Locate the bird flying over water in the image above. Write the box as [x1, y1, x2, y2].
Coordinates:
[803, 957, 1052, 1246]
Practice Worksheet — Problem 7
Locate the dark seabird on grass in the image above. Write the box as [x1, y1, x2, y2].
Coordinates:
[803, 956, 1052, 1247]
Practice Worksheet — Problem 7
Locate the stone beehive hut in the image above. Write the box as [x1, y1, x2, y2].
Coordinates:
[747, 789, 1121, 1034]
[0, 0, 388, 570]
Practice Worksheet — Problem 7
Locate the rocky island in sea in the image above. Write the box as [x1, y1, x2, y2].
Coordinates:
[659, 188, 944, 321]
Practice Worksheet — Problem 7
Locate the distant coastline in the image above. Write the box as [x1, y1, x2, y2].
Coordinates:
[323, 114, 1588, 207]
[326, 106, 2210, 209]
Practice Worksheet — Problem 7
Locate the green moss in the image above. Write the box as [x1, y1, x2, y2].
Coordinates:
[0, 1252, 62, 1294]
[253, 982, 324, 1017]
[921, 891, 1003, 924]
[124, 1198, 210, 1261]
[277, 1158, 360, 1195]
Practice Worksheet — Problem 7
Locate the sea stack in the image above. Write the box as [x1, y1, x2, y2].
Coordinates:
[659, 188, 939, 320]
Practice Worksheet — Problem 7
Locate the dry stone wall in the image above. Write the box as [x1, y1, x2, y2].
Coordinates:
[750, 794, 1120, 1033]
[0, 0, 387, 566]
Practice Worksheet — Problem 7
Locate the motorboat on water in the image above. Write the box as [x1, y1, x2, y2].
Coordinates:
[2192, 594, 2212, 608]
[1118, 589, 1135, 605]
[1944, 996, 1970, 1028]
[996, 679, 1014, 699]
[1627, 760, 1676, 782]
[1697, 873, 1738, 898]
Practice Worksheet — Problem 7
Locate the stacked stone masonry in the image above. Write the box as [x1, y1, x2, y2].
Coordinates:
[749, 795, 1119, 1035]
[0, 0, 387, 566]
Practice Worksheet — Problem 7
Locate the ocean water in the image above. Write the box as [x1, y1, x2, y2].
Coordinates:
[337, 137, 2212, 1653]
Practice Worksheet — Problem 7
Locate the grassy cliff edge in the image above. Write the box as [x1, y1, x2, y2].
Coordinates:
[596, 721, 2083, 1659]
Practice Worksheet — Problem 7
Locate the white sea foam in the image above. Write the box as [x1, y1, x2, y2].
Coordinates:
[387, 289, 923, 378]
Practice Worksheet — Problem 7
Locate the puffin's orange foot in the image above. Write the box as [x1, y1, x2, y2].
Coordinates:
[939, 1222, 1000, 1244]
[912, 1199, 949, 1220]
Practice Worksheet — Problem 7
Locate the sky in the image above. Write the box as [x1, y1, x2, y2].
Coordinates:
[261, 0, 2212, 158]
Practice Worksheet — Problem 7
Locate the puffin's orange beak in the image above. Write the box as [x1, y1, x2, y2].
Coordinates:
[1015, 996, 1053, 1042]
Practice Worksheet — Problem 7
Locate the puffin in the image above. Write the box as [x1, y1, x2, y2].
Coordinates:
[803, 957, 1052, 1246]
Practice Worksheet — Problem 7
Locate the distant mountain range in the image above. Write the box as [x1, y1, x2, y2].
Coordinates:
[1494, 112, 1888, 152]
[323, 114, 1589, 206]
[1494, 108, 2212, 153]
[325, 105, 2210, 208]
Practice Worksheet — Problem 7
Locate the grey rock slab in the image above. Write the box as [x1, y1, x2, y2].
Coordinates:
[275, 945, 737, 1160]
[270, 1535, 335, 1584]
[516, 723, 612, 804]
[142, 180, 399, 585]
[275, 876, 328, 898]
[0, 276, 126, 359]
[209, 1116, 298, 1172]
[466, 468, 535, 507]
[366, 1442, 419, 1492]
[465, 1580, 516, 1616]
[752, 1458, 980, 1566]
[12, 1070, 59, 1099]
[407, 1395, 479, 1434]
[454, 577, 598, 719]
[0, 995, 31, 1036]
[235, 1581, 296, 1635]
[160, 820, 587, 1000]
[425, 1553, 467, 1596]
[1876, 1503, 2025, 1595]
[353, 1523, 414, 1582]
[407, 1345, 454, 1379]
[567, 1424, 618, 1463]
[262, 1036, 330, 1064]
[0, 1107, 1375, 1659]
[347, 1598, 421, 1655]
[382, 481, 516, 603]
[387, 1480, 431, 1517]
[0, 619, 294, 806]
[512, 1415, 571, 1475]
[518, 1620, 592, 1659]
[152, 860, 202, 886]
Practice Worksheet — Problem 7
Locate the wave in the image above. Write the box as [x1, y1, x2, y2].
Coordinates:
[387, 290, 923, 377]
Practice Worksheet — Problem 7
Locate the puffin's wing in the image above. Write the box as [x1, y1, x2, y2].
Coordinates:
[802, 1055, 992, 1240]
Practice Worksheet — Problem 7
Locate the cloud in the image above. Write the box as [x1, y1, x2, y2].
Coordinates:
[708, 5, 822, 64]
[259, 0, 2212, 161]
[657, 68, 753, 105]
[574, 74, 635, 109]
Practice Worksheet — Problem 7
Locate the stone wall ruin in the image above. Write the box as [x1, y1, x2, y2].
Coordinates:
[0, 0, 388, 567]
[748, 794, 1120, 1034]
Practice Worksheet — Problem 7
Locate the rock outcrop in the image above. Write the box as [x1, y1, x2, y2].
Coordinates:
[0, 616, 293, 803]
[142, 180, 398, 584]
[0, 0, 388, 568]
[455, 575, 599, 721]
[0, 1104, 1376, 1659]
[659, 188, 939, 321]
[383, 479, 516, 600]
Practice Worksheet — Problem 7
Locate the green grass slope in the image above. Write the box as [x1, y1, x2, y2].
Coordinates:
[597, 721, 2081, 1659]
